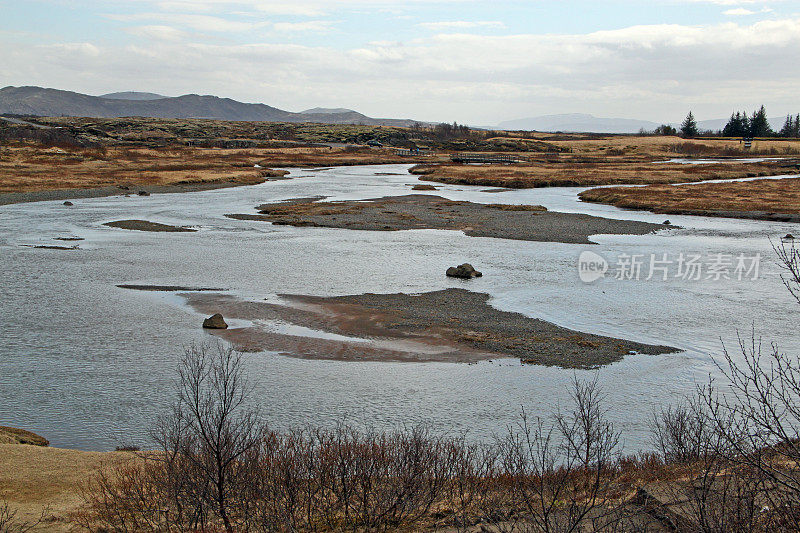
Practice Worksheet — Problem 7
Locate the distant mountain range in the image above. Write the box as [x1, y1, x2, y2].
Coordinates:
[0, 86, 422, 127]
[100, 91, 167, 101]
[498, 113, 786, 134]
[498, 114, 661, 134]
[2, 87, 790, 133]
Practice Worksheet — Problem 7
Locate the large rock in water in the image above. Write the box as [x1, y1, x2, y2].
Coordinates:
[446, 263, 482, 279]
[202, 313, 228, 329]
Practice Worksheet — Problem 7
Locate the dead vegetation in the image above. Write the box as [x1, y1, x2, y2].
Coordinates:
[0, 427, 48, 447]
[0, 143, 414, 196]
[412, 159, 798, 189]
[579, 177, 800, 220]
[66, 333, 800, 532]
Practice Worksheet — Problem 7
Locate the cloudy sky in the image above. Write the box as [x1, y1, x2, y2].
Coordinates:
[2, 0, 799, 124]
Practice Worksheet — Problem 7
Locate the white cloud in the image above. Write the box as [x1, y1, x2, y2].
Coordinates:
[4, 17, 800, 123]
[272, 20, 336, 32]
[126, 24, 190, 41]
[418, 20, 506, 31]
[107, 12, 270, 32]
[724, 8, 757, 15]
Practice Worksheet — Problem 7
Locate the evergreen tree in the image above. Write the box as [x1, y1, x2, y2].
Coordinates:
[680, 111, 699, 138]
[749, 105, 773, 137]
[723, 111, 749, 137]
[780, 114, 794, 137]
[723, 113, 739, 137]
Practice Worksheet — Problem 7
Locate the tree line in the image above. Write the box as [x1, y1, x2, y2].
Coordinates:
[646, 106, 800, 138]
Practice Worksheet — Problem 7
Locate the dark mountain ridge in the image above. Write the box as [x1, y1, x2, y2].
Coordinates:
[0, 86, 421, 127]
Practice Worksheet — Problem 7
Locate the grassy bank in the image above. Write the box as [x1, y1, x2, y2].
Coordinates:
[411, 158, 799, 189]
[0, 143, 424, 198]
[579, 177, 800, 221]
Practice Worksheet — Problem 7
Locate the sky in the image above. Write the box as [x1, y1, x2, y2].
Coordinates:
[1, 0, 799, 125]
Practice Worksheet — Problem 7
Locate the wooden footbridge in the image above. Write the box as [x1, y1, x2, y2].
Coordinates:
[394, 148, 434, 157]
[450, 152, 526, 164]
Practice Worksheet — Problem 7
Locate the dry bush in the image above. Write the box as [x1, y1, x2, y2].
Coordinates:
[651, 400, 712, 464]
[0, 501, 45, 533]
[486, 375, 623, 532]
[83, 343, 486, 532]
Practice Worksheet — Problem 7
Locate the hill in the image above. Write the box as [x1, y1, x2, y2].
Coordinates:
[499, 113, 660, 134]
[300, 107, 356, 115]
[0, 86, 421, 127]
[99, 91, 167, 101]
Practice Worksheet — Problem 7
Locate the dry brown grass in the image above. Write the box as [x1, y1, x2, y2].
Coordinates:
[579, 177, 800, 217]
[539, 134, 800, 158]
[0, 444, 134, 532]
[411, 135, 800, 189]
[0, 427, 49, 447]
[0, 143, 418, 195]
[414, 159, 797, 189]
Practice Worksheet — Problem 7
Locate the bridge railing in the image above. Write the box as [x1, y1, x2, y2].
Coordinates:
[450, 152, 526, 164]
[394, 149, 434, 157]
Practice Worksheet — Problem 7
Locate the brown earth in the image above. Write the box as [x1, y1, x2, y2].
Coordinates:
[579, 177, 800, 222]
[225, 194, 666, 245]
[184, 288, 677, 368]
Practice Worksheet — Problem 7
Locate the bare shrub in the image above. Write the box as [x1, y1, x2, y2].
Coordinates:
[648, 396, 766, 533]
[698, 335, 800, 526]
[775, 239, 800, 305]
[84, 343, 262, 532]
[651, 400, 711, 464]
[0, 501, 45, 533]
[489, 375, 622, 532]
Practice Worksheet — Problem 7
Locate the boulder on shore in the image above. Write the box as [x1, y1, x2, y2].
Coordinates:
[202, 313, 228, 329]
[446, 263, 482, 279]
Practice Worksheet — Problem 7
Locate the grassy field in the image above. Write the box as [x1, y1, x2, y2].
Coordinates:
[0, 444, 133, 532]
[0, 144, 420, 195]
[3, 117, 800, 204]
[579, 177, 800, 219]
[413, 159, 798, 188]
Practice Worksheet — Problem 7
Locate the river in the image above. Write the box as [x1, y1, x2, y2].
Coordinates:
[1, 164, 798, 451]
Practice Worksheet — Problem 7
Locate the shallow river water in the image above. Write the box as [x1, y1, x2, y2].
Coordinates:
[1, 164, 798, 451]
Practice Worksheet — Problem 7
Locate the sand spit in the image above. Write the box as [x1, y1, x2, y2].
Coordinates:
[117, 284, 225, 292]
[103, 220, 197, 232]
[225, 194, 666, 245]
[183, 289, 677, 368]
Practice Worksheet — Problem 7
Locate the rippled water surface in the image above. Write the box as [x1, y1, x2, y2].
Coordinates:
[1, 164, 798, 451]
